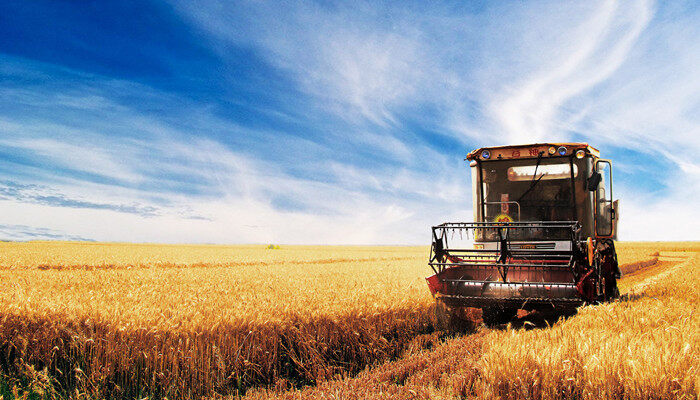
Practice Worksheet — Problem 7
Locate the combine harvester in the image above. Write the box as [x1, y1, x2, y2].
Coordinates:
[427, 143, 621, 326]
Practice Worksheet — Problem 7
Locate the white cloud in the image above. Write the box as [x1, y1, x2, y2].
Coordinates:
[0, 133, 145, 184]
[169, 0, 698, 241]
[0, 62, 469, 244]
[488, 1, 653, 143]
[171, 1, 459, 130]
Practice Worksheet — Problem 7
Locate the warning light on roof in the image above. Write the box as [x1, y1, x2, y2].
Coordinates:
[548, 146, 557, 155]
[557, 146, 567, 156]
[576, 149, 585, 159]
[481, 150, 491, 159]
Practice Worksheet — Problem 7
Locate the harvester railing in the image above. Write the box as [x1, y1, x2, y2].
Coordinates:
[429, 221, 581, 276]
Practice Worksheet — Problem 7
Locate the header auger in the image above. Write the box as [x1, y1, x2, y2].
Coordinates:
[427, 143, 620, 326]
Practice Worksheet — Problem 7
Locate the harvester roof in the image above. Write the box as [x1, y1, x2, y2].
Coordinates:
[466, 142, 600, 161]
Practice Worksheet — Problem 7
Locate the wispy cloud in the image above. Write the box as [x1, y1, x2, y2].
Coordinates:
[490, 1, 653, 143]
[0, 223, 92, 242]
[170, 0, 699, 241]
[174, 1, 424, 126]
[0, 57, 468, 243]
[0, 181, 160, 217]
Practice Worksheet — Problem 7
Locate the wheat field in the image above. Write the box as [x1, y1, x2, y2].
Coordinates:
[244, 245, 699, 400]
[0, 241, 697, 399]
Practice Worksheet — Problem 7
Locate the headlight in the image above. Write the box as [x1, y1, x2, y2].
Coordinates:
[481, 150, 491, 159]
[557, 146, 567, 156]
[576, 149, 585, 159]
[548, 146, 557, 155]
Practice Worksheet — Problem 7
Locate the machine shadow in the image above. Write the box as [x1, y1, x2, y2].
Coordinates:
[494, 309, 578, 331]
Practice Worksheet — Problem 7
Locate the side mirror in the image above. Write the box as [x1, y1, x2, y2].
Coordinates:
[587, 171, 601, 191]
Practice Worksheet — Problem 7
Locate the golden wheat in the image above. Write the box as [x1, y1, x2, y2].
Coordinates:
[0, 243, 433, 398]
[475, 254, 698, 399]
[242, 246, 699, 400]
[0, 241, 423, 270]
[0, 241, 693, 399]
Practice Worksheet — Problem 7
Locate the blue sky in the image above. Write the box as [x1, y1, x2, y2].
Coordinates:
[0, 0, 698, 243]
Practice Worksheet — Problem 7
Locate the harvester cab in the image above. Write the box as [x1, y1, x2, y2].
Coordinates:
[426, 143, 620, 326]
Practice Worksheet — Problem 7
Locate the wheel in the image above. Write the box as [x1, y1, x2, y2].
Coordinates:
[597, 238, 620, 301]
[604, 276, 620, 300]
[482, 307, 517, 327]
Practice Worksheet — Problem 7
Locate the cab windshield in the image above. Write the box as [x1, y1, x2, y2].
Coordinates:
[479, 158, 578, 224]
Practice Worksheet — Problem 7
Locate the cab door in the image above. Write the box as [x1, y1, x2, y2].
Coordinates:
[595, 160, 614, 237]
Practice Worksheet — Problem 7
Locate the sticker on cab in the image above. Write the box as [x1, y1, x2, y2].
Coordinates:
[493, 214, 514, 223]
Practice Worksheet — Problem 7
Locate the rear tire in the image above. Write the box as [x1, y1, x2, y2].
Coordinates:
[482, 307, 517, 327]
